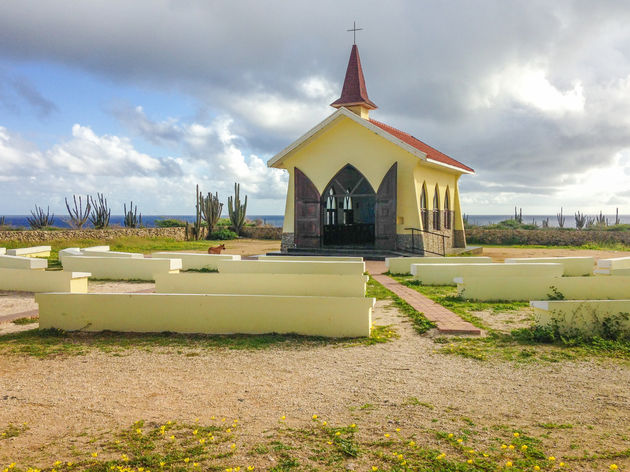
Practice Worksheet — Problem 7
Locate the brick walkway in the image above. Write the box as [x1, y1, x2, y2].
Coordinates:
[366, 261, 482, 336]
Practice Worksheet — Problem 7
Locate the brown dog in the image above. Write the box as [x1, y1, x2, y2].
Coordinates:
[208, 244, 226, 254]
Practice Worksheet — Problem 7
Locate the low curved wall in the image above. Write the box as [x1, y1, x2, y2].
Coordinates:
[0, 227, 186, 243]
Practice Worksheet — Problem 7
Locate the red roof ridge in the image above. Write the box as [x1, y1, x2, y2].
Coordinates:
[369, 118, 474, 173]
[331, 45, 377, 110]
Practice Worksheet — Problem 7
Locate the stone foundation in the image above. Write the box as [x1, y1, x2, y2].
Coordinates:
[280, 232, 295, 252]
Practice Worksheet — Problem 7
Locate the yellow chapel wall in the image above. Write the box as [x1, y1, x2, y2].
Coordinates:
[279, 115, 423, 234]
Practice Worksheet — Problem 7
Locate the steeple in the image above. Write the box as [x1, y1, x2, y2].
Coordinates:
[330, 44, 377, 119]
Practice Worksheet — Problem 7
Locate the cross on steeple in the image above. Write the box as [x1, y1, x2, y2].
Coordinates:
[347, 21, 363, 45]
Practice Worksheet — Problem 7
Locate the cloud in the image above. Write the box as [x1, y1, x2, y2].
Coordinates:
[0, 71, 57, 118]
[1, 1, 630, 212]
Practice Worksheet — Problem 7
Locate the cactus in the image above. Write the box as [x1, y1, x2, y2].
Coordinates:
[542, 217, 549, 228]
[123, 201, 142, 228]
[615, 207, 621, 225]
[89, 193, 111, 229]
[595, 210, 608, 227]
[574, 211, 586, 230]
[556, 207, 565, 228]
[0, 216, 5, 226]
[514, 206, 523, 223]
[228, 182, 248, 236]
[200, 190, 223, 238]
[27, 205, 55, 229]
[65, 195, 91, 229]
[185, 184, 204, 240]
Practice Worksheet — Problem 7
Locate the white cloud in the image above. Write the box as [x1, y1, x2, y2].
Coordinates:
[471, 65, 585, 114]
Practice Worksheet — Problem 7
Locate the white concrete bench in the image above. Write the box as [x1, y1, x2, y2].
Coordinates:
[0, 254, 48, 270]
[82, 246, 110, 252]
[386, 256, 492, 275]
[59, 247, 143, 264]
[155, 273, 368, 297]
[217, 259, 366, 275]
[0, 268, 89, 293]
[411, 262, 564, 285]
[0, 248, 5, 255]
[595, 267, 630, 276]
[257, 255, 364, 262]
[598, 256, 630, 270]
[36, 293, 375, 338]
[456, 275, 630, 301]
[152, 252, 241, 271]
[7, 245, 51, 257]
[531, 299, 630, 338]
[504, 256, 594, 276]
[61, 256, 181, 281]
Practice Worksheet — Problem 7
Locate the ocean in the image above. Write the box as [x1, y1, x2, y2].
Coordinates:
[2, 213, 629, 229]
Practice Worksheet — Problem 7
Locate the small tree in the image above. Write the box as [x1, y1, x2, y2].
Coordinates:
[228, 182, 247, 235]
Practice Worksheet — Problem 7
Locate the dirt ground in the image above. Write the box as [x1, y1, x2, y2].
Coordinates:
[482, 245, 630, 262]
[0, 245, 629, 469]
[1, 300, 628, 469]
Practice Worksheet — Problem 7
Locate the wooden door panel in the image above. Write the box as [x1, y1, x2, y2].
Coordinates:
[375, 163, 397, 249]
[294, 168, 321, 248]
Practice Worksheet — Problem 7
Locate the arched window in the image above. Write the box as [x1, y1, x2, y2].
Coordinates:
[433, 185, 440, 230]
[444, 188, 451, 229]
[325, 188, 337, 225]
[343, 189, 353, 224]
[420, 184, 429, 230]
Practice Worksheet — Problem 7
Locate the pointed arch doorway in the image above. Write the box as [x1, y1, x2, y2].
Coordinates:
[322, 164, 376, 246]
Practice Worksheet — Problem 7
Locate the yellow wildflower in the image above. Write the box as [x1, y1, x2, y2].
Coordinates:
[508, 445, 515, 450]
[169, 435, 175, 440]
[312, 414, 318, 420]
[447, 433, 454, 438]
[53, 462, 62, 467]
[230, 443, 236, 449]
[534, 467, 540, 471]
[227, 428, 231, 433]
[199, 438, 206, 444]
[350, 424, 356, 428]
[247, 467, 255, 471]
[395, 428, 400, 432]
[610, 465, 618, 471]
[457, 438, 463, 443]
[501, 444, 508, 449]
[513, 432, 520, 438]
[193, 429, 198, 435]
[548, 456, 556, 462]
[409, 441, 416, 447]
[193, 463, 199, 468]
[372, 467, 378, 471]
[280, 416, 285, 421]
[184, 459, 190, 464]
[467, 459, 473, 464]
[521, 445, 528, 451]
[159, 463, 165, 468]
[327, 441, 332, 445]
[91, 452, 98, 458]
[506, 461, 512, 467]
[384, 433, 390, 438]
[335, 431, 341, 436]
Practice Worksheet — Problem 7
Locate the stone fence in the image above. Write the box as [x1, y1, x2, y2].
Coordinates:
[466, 228, 630, 246]
[0, 225, 283, 243]
[0, 227, 187, 243]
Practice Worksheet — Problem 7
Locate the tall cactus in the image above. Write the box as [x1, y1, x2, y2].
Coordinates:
[123, 201, 142, 228]
[186, 184, 204, 240]
[200, 190, 223, 238]
[228, 182, 247, 236]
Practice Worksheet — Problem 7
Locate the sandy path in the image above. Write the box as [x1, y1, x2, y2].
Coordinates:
[0, 301, 628, 468]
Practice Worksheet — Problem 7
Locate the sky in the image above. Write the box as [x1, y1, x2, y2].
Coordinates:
[1, 0, 630, 216]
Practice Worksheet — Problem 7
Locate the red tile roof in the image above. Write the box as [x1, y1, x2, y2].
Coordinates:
[369, 119, 474, 173]
[331, 45, 377, 110]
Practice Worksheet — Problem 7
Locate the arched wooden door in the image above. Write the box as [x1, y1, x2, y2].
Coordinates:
[375, 163, 397, 249]
[294, 168, 321, 248]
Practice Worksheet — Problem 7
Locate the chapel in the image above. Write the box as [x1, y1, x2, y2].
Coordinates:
[268, 43, 474, 256]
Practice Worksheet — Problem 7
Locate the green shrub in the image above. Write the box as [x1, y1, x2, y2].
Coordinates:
[154, 218, 187, 228]
[208, 228, 238, 240]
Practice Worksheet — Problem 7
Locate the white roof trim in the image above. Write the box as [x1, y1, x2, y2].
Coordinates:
[267, 107, 473, 174]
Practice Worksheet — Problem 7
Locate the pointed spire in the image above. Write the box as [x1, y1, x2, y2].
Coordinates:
[330, 44, 377, 116]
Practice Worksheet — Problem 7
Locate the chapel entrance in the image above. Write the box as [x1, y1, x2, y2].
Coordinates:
[322, 165, 376, 246]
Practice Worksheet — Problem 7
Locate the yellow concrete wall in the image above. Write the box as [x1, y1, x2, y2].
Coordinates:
[531, 300, 630, 337]
[0, 268, 89, 293]
[278, 115, 464, 234]
[386, 256, 492, 274]
[155, 273, 368, 297]
[412, 164, 460, 231]
[62, 256, 181, 281]
[457, 275, 630, 301]
[504, 257, 594, 276]
[217, 259, 365, 275]
[0, 255, 48, 270]
[411, 262, 563, 285]
[36, 293, 375, 338]
[257, 255, 363, 262]
[152, 253, 241, 270]
[598, 257, 630, 270]
[7, 246, 51, 258]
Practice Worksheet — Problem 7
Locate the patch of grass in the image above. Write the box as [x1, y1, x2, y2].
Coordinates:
[11, 316, 39, 325]
[537, 423, 574, 430]
[0, 322, 396, 358]
[403, 397, 435, 409]
[367, 278, 436, 334]
[5, 419, 624, 472]
[1, 422, 28, 439]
